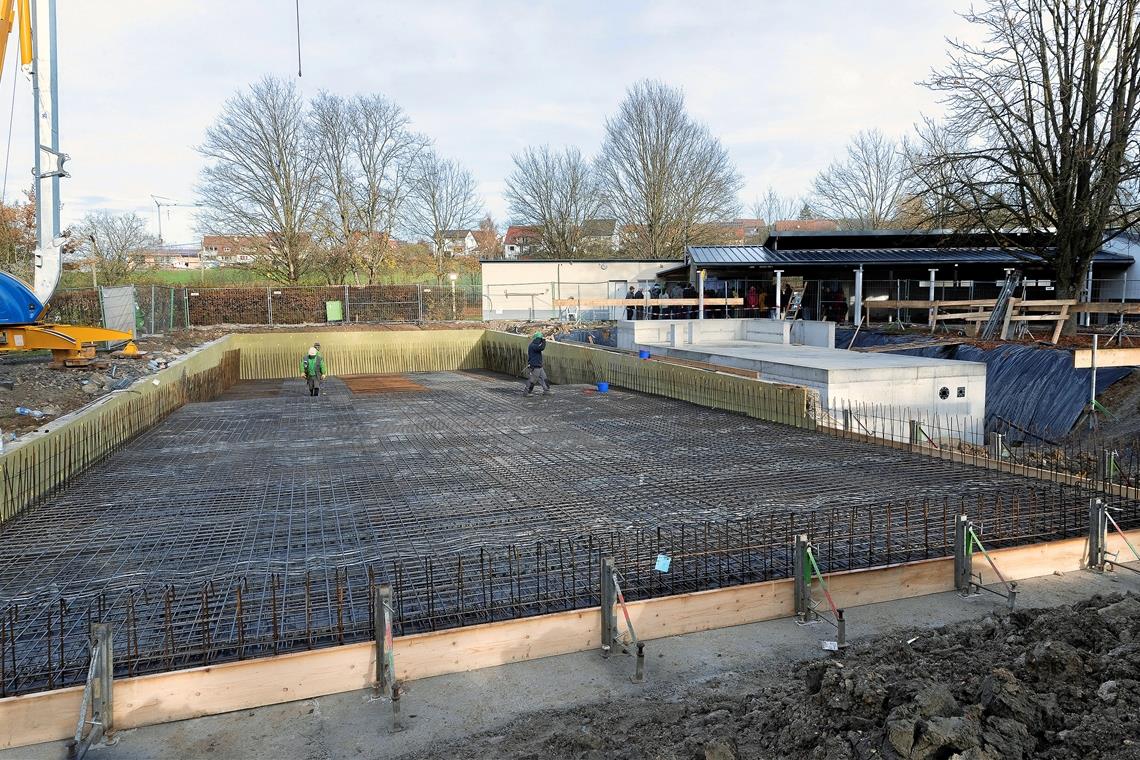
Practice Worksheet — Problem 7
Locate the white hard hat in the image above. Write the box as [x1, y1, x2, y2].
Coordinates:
[308, 347, 317, 356]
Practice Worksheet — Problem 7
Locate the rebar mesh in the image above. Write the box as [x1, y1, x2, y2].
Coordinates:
[1, 370, 1133, 696]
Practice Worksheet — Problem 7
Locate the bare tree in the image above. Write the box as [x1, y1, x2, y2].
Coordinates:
[76, 211, 156, 285]
[0, 189, 36, 281]
[473, 213, 502, 259]
[406, 151, 483, 283]
[597, 80, 742, 259]
[811, 130, 910, 229]
[911, 0, 1140, 305]
[505, 146, 604, 257]
[197, 76, 319, 283]
[311, 92, 427, 284]
[750, 187, 802, 237]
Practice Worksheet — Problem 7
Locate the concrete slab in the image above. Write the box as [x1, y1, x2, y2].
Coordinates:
[639, 340, 987, 436]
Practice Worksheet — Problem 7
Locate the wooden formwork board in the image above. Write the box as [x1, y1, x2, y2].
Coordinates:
[4, 528, 1137, 751]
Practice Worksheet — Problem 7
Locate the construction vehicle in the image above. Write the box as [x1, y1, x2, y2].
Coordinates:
[0, 0, 138, 366]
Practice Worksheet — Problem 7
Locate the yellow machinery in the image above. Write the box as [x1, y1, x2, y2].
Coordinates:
[0, 0, 138, 366]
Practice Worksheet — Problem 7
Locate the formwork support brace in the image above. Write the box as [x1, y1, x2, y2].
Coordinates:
[1088, 498, 1140, 576]
[793, 534, 848, 650]
[954, 514, 1018, 610]
[371, 583, 403, 732]
[67, 623, 114, 760]
[599, 556, 646, 683]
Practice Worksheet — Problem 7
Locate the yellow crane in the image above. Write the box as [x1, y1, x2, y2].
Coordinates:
[0, 0, 138, 366]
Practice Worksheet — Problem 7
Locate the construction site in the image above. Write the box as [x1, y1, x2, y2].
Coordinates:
[0, 319, 1136, 759]
[3, 1, 1140, 758]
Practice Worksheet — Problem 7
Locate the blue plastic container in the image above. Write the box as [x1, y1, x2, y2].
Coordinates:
[638, 349, 650, 359]
[597, 381, 609, 393]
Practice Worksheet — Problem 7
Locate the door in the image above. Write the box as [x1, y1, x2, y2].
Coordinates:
[609, 280, 628, 320]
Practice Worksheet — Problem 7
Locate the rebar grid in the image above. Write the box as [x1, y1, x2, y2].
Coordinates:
[1, 371, 1133, 696]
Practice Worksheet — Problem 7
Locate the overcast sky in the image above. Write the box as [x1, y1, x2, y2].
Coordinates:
[1, 1, 974, 247]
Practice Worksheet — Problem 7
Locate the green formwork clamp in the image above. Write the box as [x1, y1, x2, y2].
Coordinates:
[325, 300, 344, 322]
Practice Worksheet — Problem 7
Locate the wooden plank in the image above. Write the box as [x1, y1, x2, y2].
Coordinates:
[553, 298, 743, 307]
[999, 297, 1019, 340]
[1013, 299, 1078, 309]
[1050, 303, 1070, 344]
[1070, 302, 1140, 314]
[869, 300, 1138, 315]
[866, 299, 996, 310]
[1007, 314, 1068, 322]
[1074, 347, 1140, 368]
[5, 529, 1139, 750]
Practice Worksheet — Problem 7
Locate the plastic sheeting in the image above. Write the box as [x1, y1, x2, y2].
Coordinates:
[835, 328, 1132, 438]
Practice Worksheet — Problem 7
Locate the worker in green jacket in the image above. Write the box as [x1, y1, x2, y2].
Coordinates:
[301, 347, 326, 396]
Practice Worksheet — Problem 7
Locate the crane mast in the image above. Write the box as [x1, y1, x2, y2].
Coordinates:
[0, 0, 137, 365]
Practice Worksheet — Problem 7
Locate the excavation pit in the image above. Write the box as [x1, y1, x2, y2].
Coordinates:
[0, 362, 1123, 697]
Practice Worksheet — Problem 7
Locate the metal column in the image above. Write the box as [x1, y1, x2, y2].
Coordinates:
[774, 270, 783, 318]
[1089, 499, 1107, 572]
[793, 534, 815, 622]
[373, 583, 393, 696]
[953, 515, 971, 594]
[600, 556, 617, 657]
[853, 266, 863, 325]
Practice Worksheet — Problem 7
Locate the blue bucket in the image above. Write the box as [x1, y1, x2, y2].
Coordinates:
[597, 381, 609, 393]
[638, 349, 650, 359]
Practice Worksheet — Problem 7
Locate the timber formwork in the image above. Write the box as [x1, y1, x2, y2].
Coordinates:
[1, 369, 1134, 697]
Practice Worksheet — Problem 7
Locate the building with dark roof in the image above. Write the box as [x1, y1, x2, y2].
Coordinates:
[666, 230, 1135, 321]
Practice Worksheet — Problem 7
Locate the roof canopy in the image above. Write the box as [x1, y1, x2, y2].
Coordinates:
[686, 245, 1131, 268]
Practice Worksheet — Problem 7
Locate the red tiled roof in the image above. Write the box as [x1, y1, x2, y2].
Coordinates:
[505, 225, 542, 245]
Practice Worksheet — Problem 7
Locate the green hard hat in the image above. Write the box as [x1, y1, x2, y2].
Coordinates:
[533, 331, 543, 339]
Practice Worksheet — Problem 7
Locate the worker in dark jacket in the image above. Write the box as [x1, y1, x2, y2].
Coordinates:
[301, 347, 326, 396]
[524, 332, 550, 395]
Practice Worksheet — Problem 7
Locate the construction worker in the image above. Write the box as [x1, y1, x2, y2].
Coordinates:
[524, 332, 550, 396]
[302, 347, 326, 396]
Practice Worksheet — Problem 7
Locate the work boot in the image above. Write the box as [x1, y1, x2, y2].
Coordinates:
[315, 387, 320, 396]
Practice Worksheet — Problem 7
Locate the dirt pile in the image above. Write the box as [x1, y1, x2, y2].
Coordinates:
[411, 593, 1140, 759]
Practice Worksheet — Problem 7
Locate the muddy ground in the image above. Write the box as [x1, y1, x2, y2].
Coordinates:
[401, 593, 1140, 760]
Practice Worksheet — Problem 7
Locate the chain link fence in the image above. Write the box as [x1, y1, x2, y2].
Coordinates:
[43, 283, 481, 332]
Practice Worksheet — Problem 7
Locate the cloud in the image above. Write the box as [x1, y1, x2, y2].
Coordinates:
[0, 0, 973, 248]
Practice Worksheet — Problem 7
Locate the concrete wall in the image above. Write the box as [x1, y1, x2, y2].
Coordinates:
[481, 260, 680, 321]
[632, 341, 987, 444]
[790, 320, 835, 348]
[616, 318, 833, 350]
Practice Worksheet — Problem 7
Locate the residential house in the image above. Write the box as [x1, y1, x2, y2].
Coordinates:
[201, 235, 261, 267]
[438, 230, 478, 257]
[503, 225, 542, 259]
[139, 246, 204, 270]
[579, 219, 620, 252]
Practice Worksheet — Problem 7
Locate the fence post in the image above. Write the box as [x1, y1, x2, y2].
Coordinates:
[953, 515, 971, 593]
[266, 287, 273, 326]
[600, 556, 616, 657]
[344, 284, 351, 323]
[1088, 498, 1106, 571]
[793, 534, 814, 622]
[149, 284, 156, 335]
[417, 285, 424, 322]
[183, 288, 191, 327]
